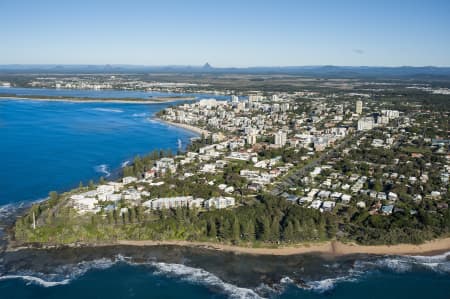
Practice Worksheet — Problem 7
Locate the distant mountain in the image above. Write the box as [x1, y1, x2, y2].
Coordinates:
[1, 64, 450, 79]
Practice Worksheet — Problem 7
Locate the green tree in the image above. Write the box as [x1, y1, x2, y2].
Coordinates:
[283, 221, 295, 242]
[48, 191, 59, 207]
[207, 219, 217, 238]
[257, 218, 270, 241]
[231, 217, 240, 242]
[374, 180, 383, 192]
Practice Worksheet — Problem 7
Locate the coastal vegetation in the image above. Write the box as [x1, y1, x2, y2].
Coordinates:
[13, 187, 450, 247]
[14, 193, 328, 245]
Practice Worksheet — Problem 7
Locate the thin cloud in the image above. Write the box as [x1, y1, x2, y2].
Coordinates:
[353, 49, 365, 55]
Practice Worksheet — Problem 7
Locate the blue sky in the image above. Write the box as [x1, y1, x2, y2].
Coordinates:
[1, 0, 450, 66]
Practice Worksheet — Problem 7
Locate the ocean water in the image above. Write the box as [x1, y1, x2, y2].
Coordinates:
[0, 87, 230, 206]
[0, 251, 449, 299]
[0, 88, 449, 299]
[0, 99, 198, 206]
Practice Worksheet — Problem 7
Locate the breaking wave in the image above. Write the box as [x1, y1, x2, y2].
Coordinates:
[305, 276, 358, 293]
[0, 198, 46, 223]
[0, 252, 449, 296]
[0, 203, 23, 220]
[0, 256, 263, 298]
[0, 275, 70, 287]
[94, 164, 111, 177]
[121, 160, 131, 168]
[151, 262, 263, 299]
[0, 258, 114, 288]
[278, 273, 359, 294]
[354, 251, 450, 274]
[278, 251, 450, 294]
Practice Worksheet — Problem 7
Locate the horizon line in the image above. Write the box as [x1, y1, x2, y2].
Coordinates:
[1, 64, 450, 69]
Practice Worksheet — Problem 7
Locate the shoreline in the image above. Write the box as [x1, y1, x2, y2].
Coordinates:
[155, 117, 210, 136]
[112, 238, 450, 256]
[0, 95, 196, 104]
[8, 238, 450, 257]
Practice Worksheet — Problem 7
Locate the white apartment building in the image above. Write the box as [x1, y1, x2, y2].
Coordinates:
[357, 117, 374, 131]
[204, 197, 235, 209]
[274, 130, 287, 147]
[356, 100, 363, 114]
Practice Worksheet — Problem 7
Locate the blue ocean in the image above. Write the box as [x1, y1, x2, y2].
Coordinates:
[0, 87, 224, 205]
[0, 88, 449, 299]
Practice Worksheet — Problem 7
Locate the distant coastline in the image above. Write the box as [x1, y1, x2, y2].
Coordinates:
[0, 94, 196, 104]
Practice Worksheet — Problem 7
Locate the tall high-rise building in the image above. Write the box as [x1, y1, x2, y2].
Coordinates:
[356, 100, 363, 114]
[246, 134, 257, 145]
[280, 103, 290, 112]
[274, 130, 287, 147]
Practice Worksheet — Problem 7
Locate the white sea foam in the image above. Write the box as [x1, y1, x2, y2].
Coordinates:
[0, 258, 116, 288]
[151, 262, 264, 299]
[372, 257, 413, 273]
[305, 275, 358, 293]
[92, 108, 123, 113]
[121, 160, 131, 168]
[279, 274, 359, 294]
[354, 251, 450, 274]
[0, 203, 15, 215]
[94, 164, 111, 177]
[54, 257, 116, 279]
[0, 200, 41, 222]
[0, 275, 70, 287]
[2, 251, 449, 295]
[279, 276, 293, 284]
[0, 257, 264, 298]
[408, 252, 450, 273]
[280, 252, 450, 294]
[409, 251, 450, 262]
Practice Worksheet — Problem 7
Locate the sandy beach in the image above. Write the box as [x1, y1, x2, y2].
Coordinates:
[115, 238, 450, 256]
[0, 95, 196, 104]
[156, 117, 210, 136]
